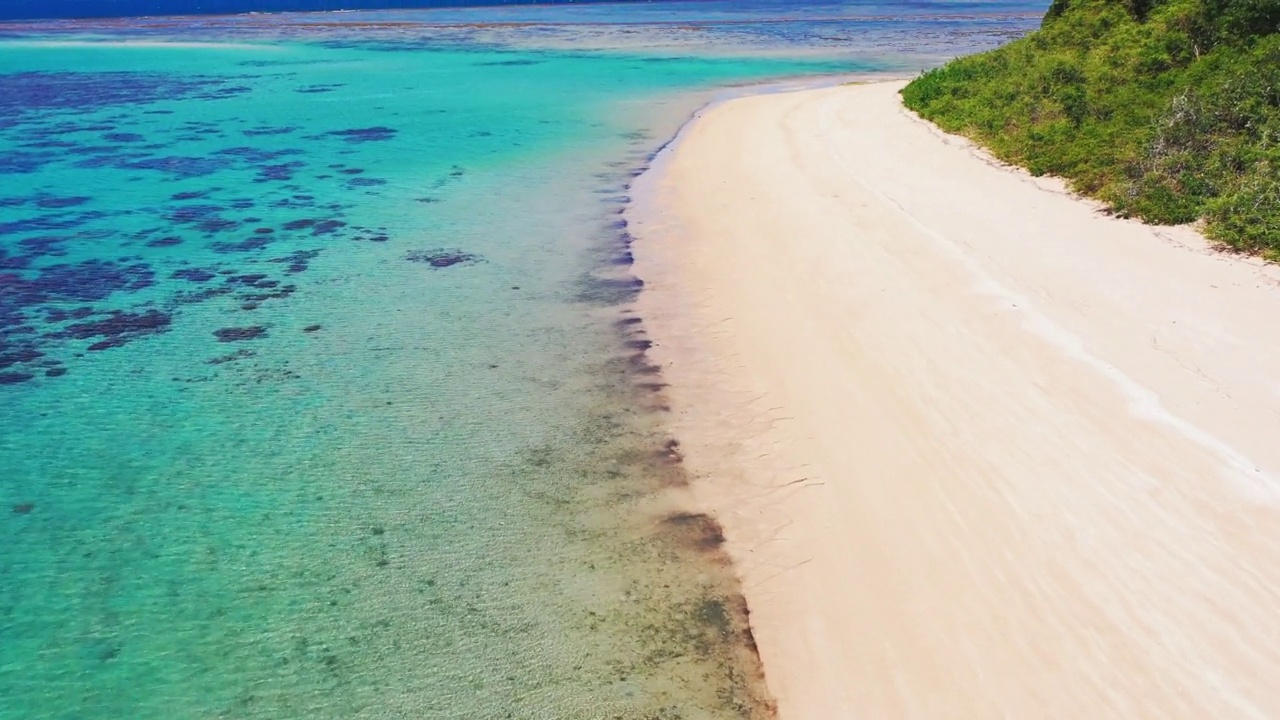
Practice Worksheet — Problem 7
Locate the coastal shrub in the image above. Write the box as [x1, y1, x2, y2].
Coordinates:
[901, 0, 1280, 255]
[1205, 160, 1280, 256]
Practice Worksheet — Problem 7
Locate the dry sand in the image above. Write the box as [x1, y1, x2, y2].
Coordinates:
[630, 80, 1280, 719]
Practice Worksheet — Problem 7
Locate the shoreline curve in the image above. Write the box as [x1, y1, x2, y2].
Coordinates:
[630, 79, 1280, 718]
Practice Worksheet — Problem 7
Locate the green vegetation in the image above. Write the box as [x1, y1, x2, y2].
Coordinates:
[901, 0, 1280, 257]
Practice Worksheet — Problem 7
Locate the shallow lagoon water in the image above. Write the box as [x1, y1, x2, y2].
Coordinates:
[0, 4, 1042, 718]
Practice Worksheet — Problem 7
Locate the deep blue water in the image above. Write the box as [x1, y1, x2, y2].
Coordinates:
[0, 0, 1048, 22]
[1, 0, 638, 22]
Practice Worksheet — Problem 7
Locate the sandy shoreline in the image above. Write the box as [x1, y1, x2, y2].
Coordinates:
[630, 80, 1280, 718]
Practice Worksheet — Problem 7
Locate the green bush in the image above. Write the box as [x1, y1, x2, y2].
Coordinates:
[1206, 159, 1280, 257]
[901, 0, 1280, 255]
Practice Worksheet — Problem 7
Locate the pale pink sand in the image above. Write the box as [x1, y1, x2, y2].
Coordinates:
[631, 80, 1280, 719]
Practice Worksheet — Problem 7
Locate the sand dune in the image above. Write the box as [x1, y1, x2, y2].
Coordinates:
[631, 80, 1280, 719]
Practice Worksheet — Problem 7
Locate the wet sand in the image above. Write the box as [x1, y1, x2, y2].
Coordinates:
[631, 80, 1280, 718]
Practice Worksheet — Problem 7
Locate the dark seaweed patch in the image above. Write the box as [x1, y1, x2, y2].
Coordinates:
[476, 58, 543, 66]
[0, 210, 109, 236]
[43, 307, 94, 323]
[211, 236, 271, 253]
[0, 70, 408, 382]
[121, 155, 234, 178]
[198, 85, 252, 100]
[225, 273, 270, 287]
[18, 236, 68, 258]
[0, 72, 250, 120]
[242, 126, 298, 137]
[35, 196, 91, 209]
[198, 218, 240, 234]
[576, 276, 643, 305]
[322, 127, 397, 143]
[74, 153, 145, 171]
[255, 161, 305, 183]
[22, 140, 78, 150]
[63, 143, 135, 157]
[215, 146, 305, 164]
[86, 337, 127, 351]
[207, 348, 255, 365]
[167, 204, 227, 225]
[311, 220, 346, 236]
[627, 352, 661, 376]
[404, 249, 482, 268]
[11, 260, 155, 303]
[271, 197, 315, 209]
[0, 252, 30, 269]
[0, 371, 35, 385]
[60, 309, 171, 341]
[214, 326, 266, 342]
[296, 84, 344, 94]
[169, 285, 232, 306]
[265, 249, 320, 274]
[238, 284, 296, 304]
[0, 346, 43, 368]
[0, 151, 57, 174]
[663, 512, 727, 551]
[81, 228, 116, 242]
[172, 268, 216, 282]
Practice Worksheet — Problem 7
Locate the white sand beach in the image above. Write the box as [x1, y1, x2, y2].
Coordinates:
[631, 80, 1280, 718]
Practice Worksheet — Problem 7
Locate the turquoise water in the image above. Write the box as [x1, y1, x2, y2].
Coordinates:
[0, 5, 1042, 719]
